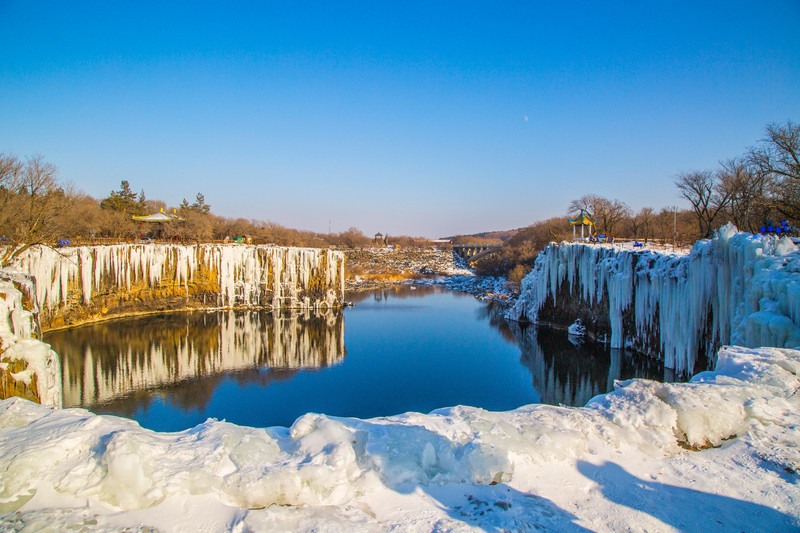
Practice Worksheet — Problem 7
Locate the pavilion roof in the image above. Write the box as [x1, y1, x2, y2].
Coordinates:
[568, 210, 595, 226]
[132, 212, 183, 222]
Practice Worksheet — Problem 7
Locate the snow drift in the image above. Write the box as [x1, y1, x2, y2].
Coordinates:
[0, 344, 798, 530]
[508, 224, 800, 374]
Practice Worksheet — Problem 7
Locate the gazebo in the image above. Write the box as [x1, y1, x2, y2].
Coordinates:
[132, 209, 183, 239]
[568, 210, 595, 239]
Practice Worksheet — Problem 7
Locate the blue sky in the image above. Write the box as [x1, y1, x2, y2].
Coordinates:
[1, 1, 798, 237]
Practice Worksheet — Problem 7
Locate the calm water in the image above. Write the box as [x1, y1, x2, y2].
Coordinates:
[45, 286, 664, 431]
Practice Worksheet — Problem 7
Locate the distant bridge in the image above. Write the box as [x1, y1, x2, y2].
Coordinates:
[452, 243, 502, 260]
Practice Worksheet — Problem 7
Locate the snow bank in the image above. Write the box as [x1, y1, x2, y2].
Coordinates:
[0, 275, 61, 407]
[0, 345, 797, 530]
[509, 225, 800, 373]
[10, 244, 345, 311]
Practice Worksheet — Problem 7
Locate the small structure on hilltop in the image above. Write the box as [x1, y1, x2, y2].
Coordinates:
[568, 210, 596, 239]
[132, 209, 183, 240]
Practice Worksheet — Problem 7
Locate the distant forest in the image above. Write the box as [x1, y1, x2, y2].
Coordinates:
[0, 158, 429, 265]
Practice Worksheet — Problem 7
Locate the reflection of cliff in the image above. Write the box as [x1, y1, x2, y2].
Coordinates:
[508, 322, 664, 407]
[51, 310, 345, 409]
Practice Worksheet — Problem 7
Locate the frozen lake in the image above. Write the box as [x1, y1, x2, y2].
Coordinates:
[45, 286, 664, 431]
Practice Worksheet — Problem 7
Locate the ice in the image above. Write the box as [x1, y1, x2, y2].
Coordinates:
[508, 224, 800, 373]
[568, 318, 586, 336]
[0, 276, 61, 407]
[0, 344, 798, 530]
[1, 233, 799, 529]
[10, 244, 345, 312]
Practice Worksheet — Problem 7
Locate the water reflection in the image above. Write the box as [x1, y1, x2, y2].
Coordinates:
[44, 287, 670, 430]
[48, 310, 345, 411]
[347, 284, 443, 303]
[507, 321, 665, 407]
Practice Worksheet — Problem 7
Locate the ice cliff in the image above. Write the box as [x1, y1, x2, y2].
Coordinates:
[508, 224, 800, 374]
[8, 244, 345, 328]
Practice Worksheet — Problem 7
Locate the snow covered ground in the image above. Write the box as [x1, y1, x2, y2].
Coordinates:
[1, 344, 798, 531]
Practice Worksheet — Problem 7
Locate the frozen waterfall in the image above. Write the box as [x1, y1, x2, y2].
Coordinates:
[10, 244, 345, 315]
[508, 224, 800, 374]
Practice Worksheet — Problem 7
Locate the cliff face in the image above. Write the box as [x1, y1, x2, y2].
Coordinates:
[10, 244, 345, 330]
[508, 225, 800, 375]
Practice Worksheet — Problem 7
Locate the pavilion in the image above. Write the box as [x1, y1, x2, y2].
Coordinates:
[132, 209, 183, 239]
[568, 210, 596, 239]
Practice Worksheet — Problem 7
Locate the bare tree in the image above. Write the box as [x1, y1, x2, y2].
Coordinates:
[632, 207, 655, 242]
[0, 154, 24, 217]
[748, 120, 800, 221]
[337, 227, 370, 249]
[0, 155, 75, 265]
[674, 170, 731, 238]
[717, 158, 772, 232]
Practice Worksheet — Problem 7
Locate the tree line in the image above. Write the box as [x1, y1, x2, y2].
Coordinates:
[2, 120, 795, 269]
[0, 156, 435, 265]
[472, 120, 799, 282]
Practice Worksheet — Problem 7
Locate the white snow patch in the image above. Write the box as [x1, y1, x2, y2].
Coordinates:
[568, 319, 587, 337]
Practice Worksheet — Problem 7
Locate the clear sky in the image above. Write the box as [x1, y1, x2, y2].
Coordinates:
[1, 1, 798, 237]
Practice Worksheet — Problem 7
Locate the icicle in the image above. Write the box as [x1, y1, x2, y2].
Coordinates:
[508, 225, 800, 373]
[9, 243, 344, 315]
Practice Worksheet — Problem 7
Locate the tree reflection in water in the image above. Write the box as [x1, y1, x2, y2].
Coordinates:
[47, 309, 345, 416]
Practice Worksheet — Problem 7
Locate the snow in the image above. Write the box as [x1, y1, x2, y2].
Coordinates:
[0, 275, 61, 407]
[568, 319, 587, 336]
[509, 224, 800, 374]
[10, 244, 345, 311]
[0, 344, 798, 531]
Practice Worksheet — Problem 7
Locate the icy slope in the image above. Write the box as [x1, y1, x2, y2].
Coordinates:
[508, 225, 800, 374]
[0, 345, 798, 531]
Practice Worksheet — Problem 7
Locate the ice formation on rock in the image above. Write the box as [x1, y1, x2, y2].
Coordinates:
[508, 225, 800, 374]
[568, 318, 587, 336]
[10, 244, 345, 312]
[0, 274, 61, 407]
